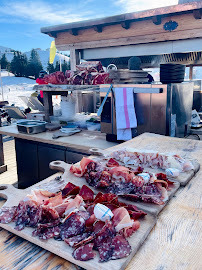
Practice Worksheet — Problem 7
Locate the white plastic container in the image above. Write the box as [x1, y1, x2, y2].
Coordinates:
[60, 96, 76, 121]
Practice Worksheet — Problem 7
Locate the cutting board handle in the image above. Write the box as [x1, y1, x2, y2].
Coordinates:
[89, 148, 105, 156]
[49, 160, 71, 181]
[0, 184, 18, 200]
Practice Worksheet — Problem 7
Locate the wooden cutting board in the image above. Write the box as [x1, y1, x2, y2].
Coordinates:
[49, 161, 180, 216]
[0, 178, 156, 270]
[88, 148, 200, 186]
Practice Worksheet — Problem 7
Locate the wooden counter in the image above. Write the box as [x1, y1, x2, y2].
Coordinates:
[0, 125, 116, 153]
[0, 125, 116, 188]
[0, 133, 202, 269]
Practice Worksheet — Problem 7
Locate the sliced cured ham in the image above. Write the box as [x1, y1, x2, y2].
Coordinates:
[47, 193, 63, 207]
[112, 207, 134, 232]
[54, 202, 70, 216]
[110, 149, 194, 172]
[106, 158, 119, 167]
[26, 190, 51, 205]
[70, 157, 94, 177]
[120, 220, 140, 238]
[79, 185, 94, 202]
[125, 204, 147, 219]
[62, 182, 80, 197]
[64, 195, 84, 216]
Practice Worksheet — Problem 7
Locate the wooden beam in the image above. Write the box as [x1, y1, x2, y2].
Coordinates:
[56, 28, 202, 51]
[152, 15, 162, 25]
[121, 21, 130, 29]
[69, 29, 78, 36]
[189, 65, 193, 80]
[49, 32, 57, 38]
[193, 9, 201, 19]
[94, 25, 103, 33]
[70, 48, 80, 71]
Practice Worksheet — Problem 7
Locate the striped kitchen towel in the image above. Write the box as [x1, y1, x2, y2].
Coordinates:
[115, 87, 137, 140]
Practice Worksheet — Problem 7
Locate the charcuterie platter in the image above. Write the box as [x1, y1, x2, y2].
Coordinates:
[88, 147, 200, 186]
[50, 160, 180, 216]
[49, 147, 199, 216]
[0, 177, 156, 270]
[0, 143, 199, 270]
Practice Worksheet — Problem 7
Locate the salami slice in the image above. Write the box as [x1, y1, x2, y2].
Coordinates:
[111, 235, 131, 259]
[33, 225, 60, 240]
[14, 201, 29, 231]
[60, 213, 85, 240]
[73, 243, 96, 261]
[38, 226, 60, 240]
[74, 234, 95, 248]
[32, 219, 60, 237]
[94, 221, 116, 249]
[28, 205, 42, 227]
[98, 238, 114, 262]
[65, 232, 90, 247]
[78, 211, 90, 221]
[0, 206, 17, 224]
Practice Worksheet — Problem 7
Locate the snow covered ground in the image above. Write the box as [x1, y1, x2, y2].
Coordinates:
[0, 71, 36, 109]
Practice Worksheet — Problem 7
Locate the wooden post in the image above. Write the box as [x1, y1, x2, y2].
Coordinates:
[43, 91, 53, 122]
[189, 66, 193, 80]
[0, 117, 7, 174]
[70, 48, 80, 71]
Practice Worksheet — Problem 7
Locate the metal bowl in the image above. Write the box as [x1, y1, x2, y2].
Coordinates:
[17, 120, 47, 134]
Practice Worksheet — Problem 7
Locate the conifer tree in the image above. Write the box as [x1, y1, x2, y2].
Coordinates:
[47, 61, 55, 74]
[10, 51, 28, 77]
[26, 49, 43, 79]
[0, 54, 9, 69]
[55, 60, 60, 72]
[62, 60, 70, 73]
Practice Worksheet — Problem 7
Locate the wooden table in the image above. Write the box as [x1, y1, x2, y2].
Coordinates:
[0, 132, 202, 270]
[33, 84, 100, 122]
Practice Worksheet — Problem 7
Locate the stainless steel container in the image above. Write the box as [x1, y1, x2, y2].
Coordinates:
[100, 82, 194, 139]
[17, 120, 46, 134]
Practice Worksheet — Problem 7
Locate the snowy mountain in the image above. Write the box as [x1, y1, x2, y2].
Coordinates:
[0, 46, 70, 70]
[24, 49, 70, 70]
[0, 46, 13, 54]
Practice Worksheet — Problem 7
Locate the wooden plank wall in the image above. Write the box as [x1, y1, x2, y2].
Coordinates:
[55, 13, 202, 49]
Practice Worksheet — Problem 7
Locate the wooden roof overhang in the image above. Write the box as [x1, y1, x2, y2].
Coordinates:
[41, 1, 202, 51]
[41, 2, 202, 70]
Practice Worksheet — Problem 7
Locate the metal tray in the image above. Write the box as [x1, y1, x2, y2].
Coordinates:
[17, 120, 46, 134]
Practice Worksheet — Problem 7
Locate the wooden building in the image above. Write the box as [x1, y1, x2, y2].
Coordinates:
[41, 1, 202, 75]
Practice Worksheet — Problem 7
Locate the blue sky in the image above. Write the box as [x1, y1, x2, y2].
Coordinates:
[0, 0, 178, 52]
